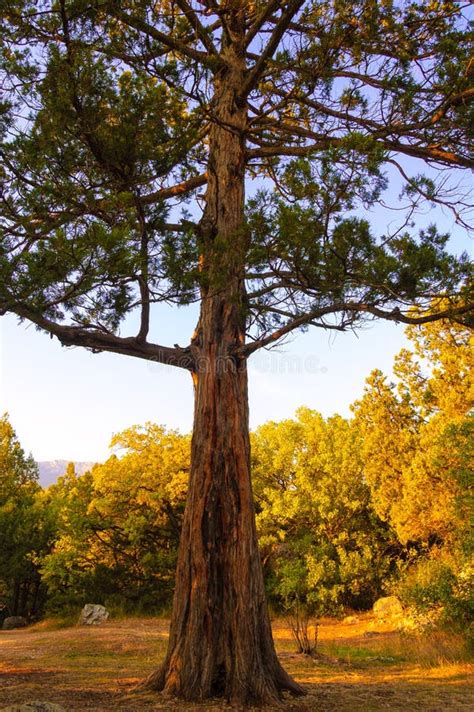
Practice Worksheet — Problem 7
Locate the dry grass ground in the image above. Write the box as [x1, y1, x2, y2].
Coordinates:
[0, 614, 472, 711]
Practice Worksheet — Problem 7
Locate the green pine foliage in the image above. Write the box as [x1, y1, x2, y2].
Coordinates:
[0, 1, 471, 350]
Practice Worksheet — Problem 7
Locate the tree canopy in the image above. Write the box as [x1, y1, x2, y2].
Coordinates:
[0, 0, 472, 363]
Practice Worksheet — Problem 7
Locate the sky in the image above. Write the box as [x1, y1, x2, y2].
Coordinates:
[0, 306, 411, 463]
[0, 163, 471, 463]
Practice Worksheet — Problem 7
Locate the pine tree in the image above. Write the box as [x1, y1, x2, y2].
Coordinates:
[1, 1, 472, 704]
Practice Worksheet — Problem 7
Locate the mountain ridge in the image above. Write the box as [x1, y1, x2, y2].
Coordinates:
[37, 460, 95, 487]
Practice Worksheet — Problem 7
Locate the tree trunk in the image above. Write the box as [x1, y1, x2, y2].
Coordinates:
[18, 580, 30, 618]
[144, 335, 304, 705]
[142, 25, 305, 707]
[11, 578, 20, 616]
[30, 577, 41, 618]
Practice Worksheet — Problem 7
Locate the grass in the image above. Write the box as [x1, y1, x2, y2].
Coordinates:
[0, 613, 472, 711]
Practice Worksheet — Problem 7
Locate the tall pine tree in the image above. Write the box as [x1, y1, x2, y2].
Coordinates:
[1, 1, 472, 705]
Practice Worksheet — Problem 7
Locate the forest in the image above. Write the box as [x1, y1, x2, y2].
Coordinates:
[2, 317, 472, 648]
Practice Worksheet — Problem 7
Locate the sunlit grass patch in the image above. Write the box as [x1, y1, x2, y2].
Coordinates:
[0, 615, 472, 711]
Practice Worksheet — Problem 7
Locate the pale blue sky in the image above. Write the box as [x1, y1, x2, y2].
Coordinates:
[0, 307, 410, 462]
[0, 162, 471, 463]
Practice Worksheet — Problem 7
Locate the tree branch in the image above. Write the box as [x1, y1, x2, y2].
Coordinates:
[246, 141, 335, 159]
[245, 0, 283, 48]
[239, 301, 474, 357]
[106, 7, 220, 70]
[174, 0, 218, 56]
[247, 136, 473, 168]
[142, 173, 208, 204]
[239, 0, 306, 98]
[2, 304, 194, 370]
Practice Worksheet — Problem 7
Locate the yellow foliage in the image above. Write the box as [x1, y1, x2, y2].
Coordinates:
[353, 317, 472, 546]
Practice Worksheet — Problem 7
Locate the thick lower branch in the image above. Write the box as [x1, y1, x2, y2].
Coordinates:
[143, 172, 208, 205]
[2, 304, 193, 370]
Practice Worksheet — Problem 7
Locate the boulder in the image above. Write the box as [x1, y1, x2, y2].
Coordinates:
[343, 615, 359, 625]
[2, 616, 28, 631]
[0, 703, 66, 712]
[373, 596, 403, 620]
[78, 604, 109, 626]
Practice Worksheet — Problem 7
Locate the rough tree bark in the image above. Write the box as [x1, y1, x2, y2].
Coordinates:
[142, 26, 305, 707]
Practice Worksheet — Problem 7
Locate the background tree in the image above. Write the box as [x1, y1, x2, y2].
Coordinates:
[252, 411, 394, 637]
[0, 414, 51, 619]
[354, 316, 472, 547]
[1, 0, 472, 704]
[354, 317, 473, 638]
[42, 424, 189, 613]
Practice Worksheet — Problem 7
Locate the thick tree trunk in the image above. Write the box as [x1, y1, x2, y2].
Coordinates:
[142, 23, 305, 707]
[144, 334, 304, 705]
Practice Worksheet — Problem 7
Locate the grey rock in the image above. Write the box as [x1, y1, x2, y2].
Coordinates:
[343, 615, 359, 624]
[373, 596, 403, 620]
[78, 603, 109, 626]
[2, 616, 28, 630]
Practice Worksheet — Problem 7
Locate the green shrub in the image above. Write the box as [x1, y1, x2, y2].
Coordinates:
[395, 554, 473, 644]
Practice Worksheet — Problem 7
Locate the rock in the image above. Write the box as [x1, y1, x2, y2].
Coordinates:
[373, 596, 403, 620]
[0, 703, 67, 712]
[343, 615, 359, 624]
[2, 616, 28, 630]
[78, 603, 109, 626]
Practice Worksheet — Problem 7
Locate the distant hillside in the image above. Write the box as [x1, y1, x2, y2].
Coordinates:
[37, 460, 95, 487]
